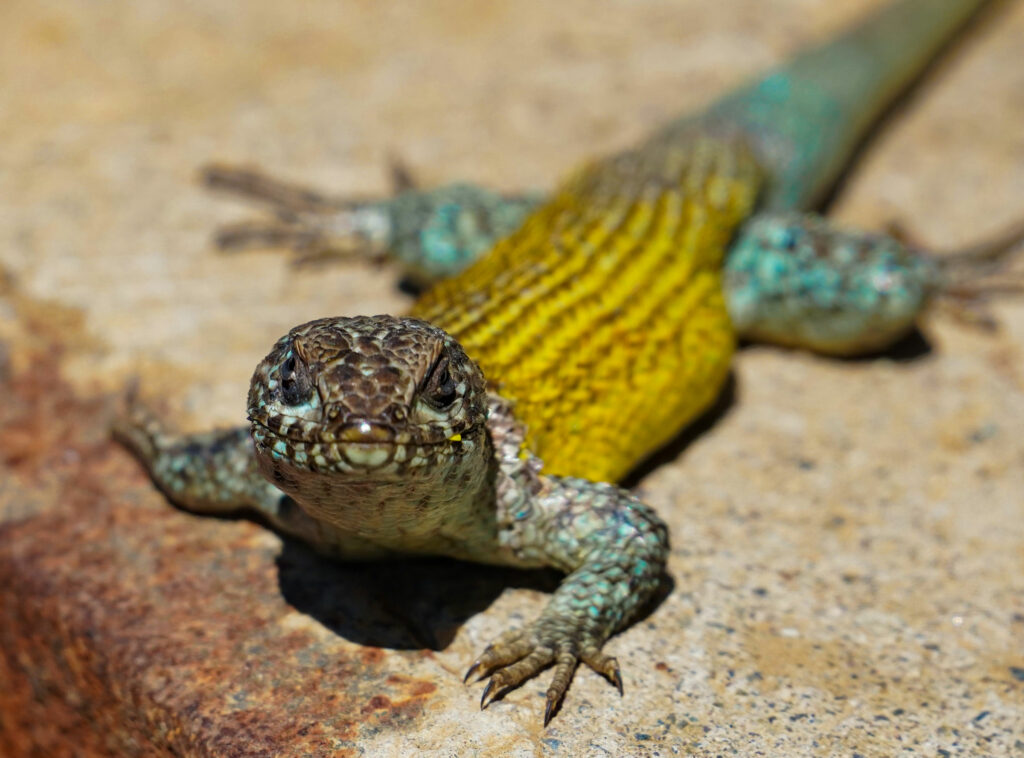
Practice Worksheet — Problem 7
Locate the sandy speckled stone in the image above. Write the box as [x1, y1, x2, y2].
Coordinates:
[1, 0, 1022, 755]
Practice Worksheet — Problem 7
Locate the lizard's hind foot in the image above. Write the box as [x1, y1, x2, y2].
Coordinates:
[201, 163, 392, 266]
[200, 162, 542, 280]
[928, 218, 1024, 331]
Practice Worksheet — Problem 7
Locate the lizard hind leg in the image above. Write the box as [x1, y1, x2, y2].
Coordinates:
[201, 163, 393, 267]
[724, 212, 1024, 356]
[201, 162, 542, 281]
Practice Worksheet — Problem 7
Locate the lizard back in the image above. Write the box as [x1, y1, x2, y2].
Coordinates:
[412, 132, 762, 481]
[411, 0, 988, 482]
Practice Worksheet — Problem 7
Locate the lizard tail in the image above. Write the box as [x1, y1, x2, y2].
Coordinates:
[705, 0, 993, 210]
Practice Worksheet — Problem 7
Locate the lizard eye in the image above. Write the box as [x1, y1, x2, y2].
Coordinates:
[279, 353, 312, 406]
[421, 353, 459, 410]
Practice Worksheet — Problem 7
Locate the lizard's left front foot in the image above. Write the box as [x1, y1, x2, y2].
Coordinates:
[467, 618, 622, 726]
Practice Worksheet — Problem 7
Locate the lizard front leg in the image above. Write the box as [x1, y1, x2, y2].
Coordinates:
[112, 399, 332, 546]
[474, 475, 669, 725]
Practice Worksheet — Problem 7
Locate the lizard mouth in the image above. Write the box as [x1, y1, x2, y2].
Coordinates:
[249, 413, 480, 474]
[249, 409, 476, 447]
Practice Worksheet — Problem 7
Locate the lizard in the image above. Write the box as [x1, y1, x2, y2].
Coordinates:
[115, 0, 1005, 725]
[206, 166, 1024, 356]
[205, 159, 1024, 354]
[202, 23, 1022, 360]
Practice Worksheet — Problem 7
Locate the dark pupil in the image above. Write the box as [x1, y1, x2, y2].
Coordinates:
[280, 355, 308, 406]
[431, 363, 458, 407]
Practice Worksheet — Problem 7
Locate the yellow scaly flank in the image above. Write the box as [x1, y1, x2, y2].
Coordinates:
[411, 130, 763, 482]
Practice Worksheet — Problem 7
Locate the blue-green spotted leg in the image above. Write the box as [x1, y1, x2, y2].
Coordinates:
[724, 212, 1024, 356]
[202, 163, 541, 285]
[114, 397, 425, 561]
[112, 397, 324, 542]
[470, 476, 668, 725]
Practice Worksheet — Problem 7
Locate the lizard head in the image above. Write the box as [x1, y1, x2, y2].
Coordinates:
[247, 315, 494, 537]
[249, 314, 489, 475]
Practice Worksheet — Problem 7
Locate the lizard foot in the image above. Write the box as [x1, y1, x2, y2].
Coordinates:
[200, 162, 542, 280]
[466, 623, 622, 726]
[211, 219, 377, 267]
[200, 163, 391, 266]
[110, 381, 166, 462]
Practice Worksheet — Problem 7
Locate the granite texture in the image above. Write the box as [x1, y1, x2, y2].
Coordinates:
[1, 0, 1023, 755]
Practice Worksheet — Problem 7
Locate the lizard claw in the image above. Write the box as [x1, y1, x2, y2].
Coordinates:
[467, 624, 620, 725]
[582, 649, 623, 696]
[479, 679, 497, 710]
[463, 660, 483, 684]
[200, 163, 390, 266]
[110, 385, 169, 463]
[543, 692, 558, 727]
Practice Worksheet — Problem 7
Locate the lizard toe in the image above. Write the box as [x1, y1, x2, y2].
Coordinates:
[465, 628, 533, 682]
[581, 648, 623, 695]
[479, 647, 555, 710]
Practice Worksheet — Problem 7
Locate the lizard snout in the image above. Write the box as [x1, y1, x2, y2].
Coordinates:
[333, 420, 396, 444]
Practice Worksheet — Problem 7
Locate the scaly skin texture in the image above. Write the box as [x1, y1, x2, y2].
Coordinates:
[207, 168, 1024, 357]
[205, 0, 1007, 360]
[413, 131, 761, 482]
[724, 213, 939, 354]
[115, 316, 669, 723]
[407, 0, 987, 482]
[118, 0, 997, 725]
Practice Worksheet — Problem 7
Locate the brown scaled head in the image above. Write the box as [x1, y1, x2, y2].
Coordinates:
[248, 315, 488, 476]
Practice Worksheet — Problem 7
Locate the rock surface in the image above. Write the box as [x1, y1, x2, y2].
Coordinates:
[1, 0, 1023, 755]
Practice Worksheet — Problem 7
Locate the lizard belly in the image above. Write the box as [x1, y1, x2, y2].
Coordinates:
[412, 131, 761, 481]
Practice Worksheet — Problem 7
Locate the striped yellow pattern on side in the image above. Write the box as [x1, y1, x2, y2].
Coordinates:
[412, 130, 763, 482]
